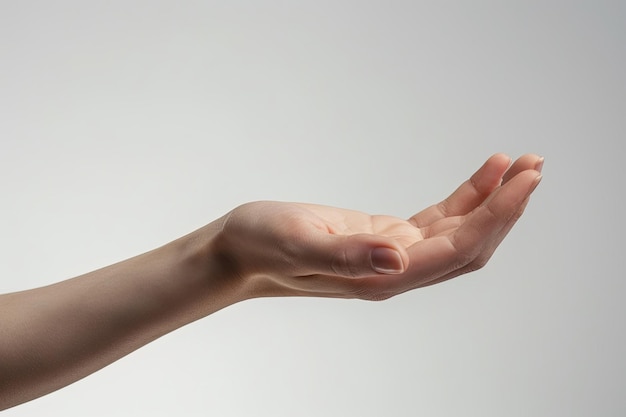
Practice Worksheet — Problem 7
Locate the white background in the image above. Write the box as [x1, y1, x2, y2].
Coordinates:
[1, 1, 624, 416]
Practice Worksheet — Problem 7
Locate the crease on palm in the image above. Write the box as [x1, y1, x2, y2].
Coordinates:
[299, 203, 429, 249]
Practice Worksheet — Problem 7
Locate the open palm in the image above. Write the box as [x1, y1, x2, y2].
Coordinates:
[221, 154, 543, 301]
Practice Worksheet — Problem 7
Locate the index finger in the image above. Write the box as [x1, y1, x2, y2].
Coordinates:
[409, 153, 512, 228]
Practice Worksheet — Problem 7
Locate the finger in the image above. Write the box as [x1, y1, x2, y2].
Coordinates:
[335, 235, 466, 300]
[409, 153, 512, 228]
[415, 153, 541, 239]
[395, 169, 541, 294]
[416, 195, 532, 289]
[502, 154, 544, 184]
[447, 169, 541, 263]
[299, 232, 410, 279]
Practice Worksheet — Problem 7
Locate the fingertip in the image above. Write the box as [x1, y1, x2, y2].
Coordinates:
[473, 153, 512, 193]
[489, 152, 512, 167]
[535, 156, 545, 173]
[503, 154, 543, 184]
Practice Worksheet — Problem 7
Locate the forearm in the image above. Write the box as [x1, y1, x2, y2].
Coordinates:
[0, 218, 243, 410]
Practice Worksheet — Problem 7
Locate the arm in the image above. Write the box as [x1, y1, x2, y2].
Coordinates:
[0, 153, 543, 410]
[0, 219, 242, 409]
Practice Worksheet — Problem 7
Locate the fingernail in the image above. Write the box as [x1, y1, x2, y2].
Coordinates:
[535, 157, 544, 173]
[370, 248, 404, 274]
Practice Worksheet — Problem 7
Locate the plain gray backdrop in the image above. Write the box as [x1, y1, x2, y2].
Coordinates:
[1, 1, 624, 416]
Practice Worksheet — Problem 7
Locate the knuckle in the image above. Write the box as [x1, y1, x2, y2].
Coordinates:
[447, 240, 476, 270]
[331, 249, 360, 278]
[448, 233, 483, 270]
[437, 199, 450, 217]
[483, 202, 500, 223]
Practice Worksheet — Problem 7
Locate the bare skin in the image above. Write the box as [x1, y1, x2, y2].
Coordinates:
[0, 153, 543, 410]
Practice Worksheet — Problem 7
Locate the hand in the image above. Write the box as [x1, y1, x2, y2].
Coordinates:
[215, 154, 543, 301]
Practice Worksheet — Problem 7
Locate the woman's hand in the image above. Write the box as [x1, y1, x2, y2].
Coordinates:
[0, 153, 542, 410]
[214, 153, 543, 301]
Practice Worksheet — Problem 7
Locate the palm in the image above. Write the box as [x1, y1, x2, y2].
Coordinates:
[300, 153, 541, 296]
[296, 205, 426, 248]
[225, 153, 543, 300]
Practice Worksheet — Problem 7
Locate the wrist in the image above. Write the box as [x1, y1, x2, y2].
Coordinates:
[200, 209, 293, 301]
[189, 216, 257, 308]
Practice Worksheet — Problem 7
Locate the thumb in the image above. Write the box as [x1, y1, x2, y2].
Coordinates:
[304, 233, 408, 278]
